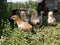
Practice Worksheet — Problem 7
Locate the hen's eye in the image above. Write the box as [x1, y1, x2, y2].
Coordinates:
[12, 17, 15, 18]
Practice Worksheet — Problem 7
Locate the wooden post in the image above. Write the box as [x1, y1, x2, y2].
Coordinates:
[53, 0, 59, 14]
[58, 0, 60, 14]
[37, 0, 49, 16]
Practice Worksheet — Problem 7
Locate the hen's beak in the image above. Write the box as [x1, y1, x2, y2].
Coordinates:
[10, 17, 12, 19]
[9, 17, 14, 22]
[10, 16, 14, 20]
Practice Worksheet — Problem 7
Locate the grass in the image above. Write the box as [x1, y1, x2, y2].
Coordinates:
[0, 15, 60, 45]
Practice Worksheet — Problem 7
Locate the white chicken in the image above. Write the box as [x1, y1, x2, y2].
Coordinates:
[47, 11, 57, 26]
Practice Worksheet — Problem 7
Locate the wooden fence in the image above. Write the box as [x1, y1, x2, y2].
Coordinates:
[46, 0, 60, 14]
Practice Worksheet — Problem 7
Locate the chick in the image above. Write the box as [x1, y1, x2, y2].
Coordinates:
[47, 11, 57, 26]
[20, 11, 29, 22]
[38, 11, 44, 26]
[10, 15, 32, 30]
[30, 9, 42, 27]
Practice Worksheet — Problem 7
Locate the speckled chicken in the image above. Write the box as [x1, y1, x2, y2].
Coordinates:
[30, 9, 43, 27]
[20, 11, 29, 22]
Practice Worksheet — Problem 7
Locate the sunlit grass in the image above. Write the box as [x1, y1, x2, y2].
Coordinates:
[0, 15, 60, 45]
